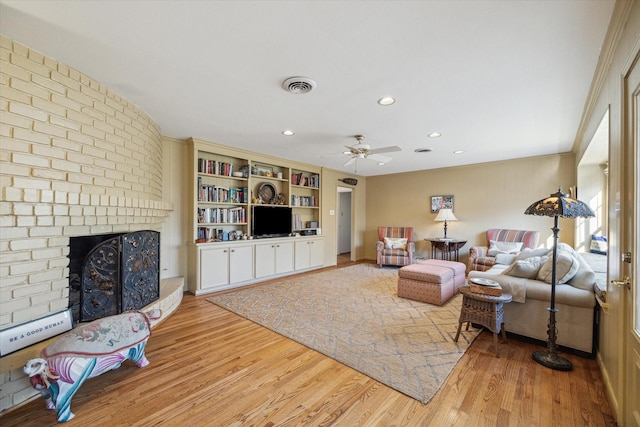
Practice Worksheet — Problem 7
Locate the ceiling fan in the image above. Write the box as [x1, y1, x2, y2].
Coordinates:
[342, 135, 401, 168]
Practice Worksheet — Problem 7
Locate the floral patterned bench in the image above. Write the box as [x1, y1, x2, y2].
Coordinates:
[24, 309, 160, 423]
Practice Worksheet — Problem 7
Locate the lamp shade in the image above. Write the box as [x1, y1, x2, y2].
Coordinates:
[524, 188, 595, 219]
[434, 208, 458, 222]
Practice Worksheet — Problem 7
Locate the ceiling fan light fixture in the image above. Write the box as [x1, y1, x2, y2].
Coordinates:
[282, 76, 317, 94]
[378, 97, 396, 106]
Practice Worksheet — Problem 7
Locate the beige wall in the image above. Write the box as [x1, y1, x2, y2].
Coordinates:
[570, 1, 640, 420]
[365, 153, 576, 264]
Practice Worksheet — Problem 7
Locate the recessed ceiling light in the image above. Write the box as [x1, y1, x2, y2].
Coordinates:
[428, 132, 441, 138]
[454, 150, 465, 154]
[377, 162, 385, 166]
[282, 130, 295, 136]
[378, 97, 396, 106]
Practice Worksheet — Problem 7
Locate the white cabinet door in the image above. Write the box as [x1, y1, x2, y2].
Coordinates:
[255, 242, 276, 278]
[294, 241, 311, 270]
[275, 241, 294, 274]
[200, 246, 229, 289]
[308, 238, 324, 267]
[229, 244, 253, 283]
[295, 238, 325, 270]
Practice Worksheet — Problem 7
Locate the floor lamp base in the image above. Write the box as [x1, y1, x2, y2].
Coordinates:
[532, 350, 573, 371]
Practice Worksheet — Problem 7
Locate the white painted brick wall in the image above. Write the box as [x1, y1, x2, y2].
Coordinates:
[0, 35, 173, 413]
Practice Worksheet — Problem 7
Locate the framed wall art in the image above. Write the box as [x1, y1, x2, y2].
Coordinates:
[430, 195, 454, 213]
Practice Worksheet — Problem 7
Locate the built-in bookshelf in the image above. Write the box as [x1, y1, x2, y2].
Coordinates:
[194, 150, 249, 242]
[290, 169, 320, 234]
[188, 138, 321, 243]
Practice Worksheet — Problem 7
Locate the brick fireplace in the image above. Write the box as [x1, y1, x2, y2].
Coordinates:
[0, 35, 173, 412]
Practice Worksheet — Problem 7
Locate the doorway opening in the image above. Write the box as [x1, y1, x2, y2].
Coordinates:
[337, 186, 353, 265]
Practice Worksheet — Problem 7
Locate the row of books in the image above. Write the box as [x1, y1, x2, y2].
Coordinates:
[197, 207, 246, 224]
[196, 227, 244, 242]
[198, 184, 249, 203]
[291, 195, 318, 207]
[198, 160, 251, 178]
[292, 214, 303, 231]
[291, 172, 319, 188]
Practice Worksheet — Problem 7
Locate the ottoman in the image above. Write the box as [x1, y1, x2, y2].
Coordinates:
[397, 259, 466, 305]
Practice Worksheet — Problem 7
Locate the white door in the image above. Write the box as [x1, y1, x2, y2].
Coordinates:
[294, 240, 310, 270]
[255, 242, 276, 278]
[200, 246, 229, 289]
[275, 241, 294, 274]
[309, 238, 324, 267]
[622, 49, 640, 427]
[229, 244, 253, 283]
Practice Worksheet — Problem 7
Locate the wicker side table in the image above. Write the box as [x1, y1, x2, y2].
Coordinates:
[454, 285, 513, 357]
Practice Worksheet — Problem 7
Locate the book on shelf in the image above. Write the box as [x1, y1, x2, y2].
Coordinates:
[291, 172, 320, 188]
[197, 207, 246, 224]
[198, 185, 248, 203]
[291, 195, 318, 207]
[197, 158, 238, 177]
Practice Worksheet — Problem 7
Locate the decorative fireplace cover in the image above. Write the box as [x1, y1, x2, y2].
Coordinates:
[80, 230, 160, 322]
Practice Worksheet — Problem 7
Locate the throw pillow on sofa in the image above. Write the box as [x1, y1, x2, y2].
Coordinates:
[502, 256, 549, 279]
[537, 246, 579, 284]
[384, 237, 408, 250]
[590, 235, 608, 255]
[487, 240, 524, 256]
[494, 253, 517, 265]
[516, 247, 551, 260]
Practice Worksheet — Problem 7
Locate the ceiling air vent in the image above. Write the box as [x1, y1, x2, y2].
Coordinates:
[414, 148, 433, 153]
[282, 77, 317, 94]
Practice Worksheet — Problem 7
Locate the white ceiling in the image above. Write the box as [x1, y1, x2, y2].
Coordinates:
[0, 0, 615, 176]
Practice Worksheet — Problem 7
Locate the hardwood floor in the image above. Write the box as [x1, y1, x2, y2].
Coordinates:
[3, 265, 616, 426]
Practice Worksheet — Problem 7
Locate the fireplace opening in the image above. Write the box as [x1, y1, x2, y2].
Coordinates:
[69, 230, 160, 324]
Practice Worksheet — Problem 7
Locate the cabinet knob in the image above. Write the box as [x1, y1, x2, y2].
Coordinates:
[231, 249, 235, 253]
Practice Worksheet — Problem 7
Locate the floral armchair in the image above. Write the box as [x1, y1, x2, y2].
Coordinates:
[468, 228, 540, 272]
[376, 226, 415, 267]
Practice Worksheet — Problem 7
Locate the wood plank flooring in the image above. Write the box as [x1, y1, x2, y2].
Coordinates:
[2, 264, 616, 426]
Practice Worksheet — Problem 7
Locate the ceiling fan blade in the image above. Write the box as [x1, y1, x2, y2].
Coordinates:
[344, 157, 356, 167]
[367, 154, 392, 163]
[368, 146, 401, 155]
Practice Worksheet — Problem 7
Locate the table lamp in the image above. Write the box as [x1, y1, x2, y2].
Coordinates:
[434, 208, 458, 239]
[524, 187, 594, 371]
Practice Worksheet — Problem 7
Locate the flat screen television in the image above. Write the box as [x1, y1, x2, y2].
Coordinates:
[252, 206, 292, 238]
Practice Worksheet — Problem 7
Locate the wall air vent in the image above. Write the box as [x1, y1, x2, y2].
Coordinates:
[282, 77, 317, 94]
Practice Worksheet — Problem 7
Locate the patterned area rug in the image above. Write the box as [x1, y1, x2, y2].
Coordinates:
[208, 264, 480, 404]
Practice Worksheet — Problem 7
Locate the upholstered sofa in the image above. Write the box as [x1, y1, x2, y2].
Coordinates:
[468, 228, 540, 272]
[468, 243, 597, 354]
[376, 226, 415, 267]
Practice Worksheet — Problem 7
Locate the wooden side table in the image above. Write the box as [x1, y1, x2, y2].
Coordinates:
[425, 238, 467, 261]
[454, 285, 512, 357]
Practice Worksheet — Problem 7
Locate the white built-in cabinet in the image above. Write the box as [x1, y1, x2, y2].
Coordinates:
[198, 243, 254, 291]
[294, 238, 325, 270]
[187, 138, 325, 296]
[255, 240, 294, 278]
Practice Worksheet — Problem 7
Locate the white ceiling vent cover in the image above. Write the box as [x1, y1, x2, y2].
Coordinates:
[282, 77, 317, 94]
